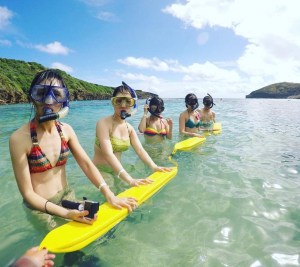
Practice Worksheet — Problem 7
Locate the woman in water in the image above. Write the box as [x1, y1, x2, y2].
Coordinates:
[9, 70, 137, 227]
[138, 96, 173, 142]
[93, 82, 171, 188]
[198, 93, 216, 130]
[179, 93, 203, 137]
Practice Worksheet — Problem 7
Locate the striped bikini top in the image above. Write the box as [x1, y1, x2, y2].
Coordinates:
[144, 119, 167, 137]
[28, 119, 70, 173]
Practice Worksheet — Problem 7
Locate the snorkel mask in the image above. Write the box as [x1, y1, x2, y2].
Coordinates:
[119, 81, 138, 120]
[29, 84, 70, 123]
[185, 94, 199, 111]
[203, 93, 215, 109]
[146, 96, 165, 118]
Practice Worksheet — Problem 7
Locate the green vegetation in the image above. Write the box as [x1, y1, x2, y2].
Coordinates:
[0, 58, 155, 104]
[246, 82, 300, 99]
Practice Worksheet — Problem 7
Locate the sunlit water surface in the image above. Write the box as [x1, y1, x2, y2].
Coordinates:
[1, 99, 300, 267]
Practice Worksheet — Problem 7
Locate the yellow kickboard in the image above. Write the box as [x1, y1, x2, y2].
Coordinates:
[202, 122, 222, 136]
[213, 122, 222, 134]
[40, 167, 178, 253]
[172, 137, 206, 155]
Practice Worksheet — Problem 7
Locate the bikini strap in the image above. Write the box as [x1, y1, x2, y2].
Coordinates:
[55, 121, 66, 140]
[125, 121, 131, 136]
[30, 119, 39, 145]
[160, 119, 166, 130]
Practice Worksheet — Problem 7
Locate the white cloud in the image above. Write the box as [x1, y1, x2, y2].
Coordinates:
[35, 41, 72, 55]
[119, 56, 241, 82]
[50, 62, 73, 73]
[118, 57, 170, 72]
[0, 6, 13, 30]
[120, 72, 160, 84]
[95, 11, 117, 22]
[162, 0, 300, 96]
[0, 39, 11, 46]
[117, 56, 248, 98]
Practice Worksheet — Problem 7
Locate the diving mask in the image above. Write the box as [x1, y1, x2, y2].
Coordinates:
[185, 97, 199, 110]
[30, 84, 69, 104]
[203, 93, 215, 108]
[146, 97, 165, 117]
[111, 97, 136, 107]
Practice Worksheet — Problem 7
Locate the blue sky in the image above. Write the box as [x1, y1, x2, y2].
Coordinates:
[1, 0, 300, 98]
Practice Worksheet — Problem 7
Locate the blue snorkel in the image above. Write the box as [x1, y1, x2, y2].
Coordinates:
[120, 81, 138, 120]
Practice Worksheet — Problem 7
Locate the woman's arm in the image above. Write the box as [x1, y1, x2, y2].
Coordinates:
[95, 119, 136, 185]
[10, 246, 55, 267]
[9, 130, 93, 224]
[165, 118, 173, 140]
[129, 124, 171, 172]
[212, 111, 216, 123]
[138, 104, 148, 133]
[67, 124, 137, 211]
[179, 112, 201, 137]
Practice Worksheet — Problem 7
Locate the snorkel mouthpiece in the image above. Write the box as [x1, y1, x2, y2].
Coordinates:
[39, 105, 69, 123]
[120, 110, 131, 120]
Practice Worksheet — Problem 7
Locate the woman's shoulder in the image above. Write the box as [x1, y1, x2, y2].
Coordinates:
[179, 110, 187, 115]
[10, 123, 31, 147]
[125, 121, 134, 129]
[97, 115, 111, 125]
[59, 121, 73, 131]
[10, 122, 29, 138]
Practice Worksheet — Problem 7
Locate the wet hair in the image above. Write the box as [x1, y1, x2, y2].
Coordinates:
[113, 83, 135, 98]
[185, 93, 198, 103]
[29, 69, 67, 91]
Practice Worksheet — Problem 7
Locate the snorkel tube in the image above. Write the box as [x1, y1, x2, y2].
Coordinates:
[39, 101, 69, 123]
[120, 81, 138, 120]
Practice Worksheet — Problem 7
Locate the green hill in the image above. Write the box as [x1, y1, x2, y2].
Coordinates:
[0, 58, 155, 104]
[246, 82, 300, 99]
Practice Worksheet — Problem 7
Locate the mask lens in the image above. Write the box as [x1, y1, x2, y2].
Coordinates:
[31, 85, 48, 102]
[52, 87, 68, 103]
[158, 106, 164, 113]
[187, 98, 198, 106]
[150, 105, 157, 113]
[111, 97, 135, 107]
[31, 85, 68, 103]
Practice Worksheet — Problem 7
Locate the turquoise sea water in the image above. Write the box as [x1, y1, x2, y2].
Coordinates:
[1, 98, 300, 267]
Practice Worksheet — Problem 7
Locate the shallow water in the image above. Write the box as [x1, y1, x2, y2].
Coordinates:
[1, 99, 300, 267]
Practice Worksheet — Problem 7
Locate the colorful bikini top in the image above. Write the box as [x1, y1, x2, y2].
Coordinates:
[144, 119, 167, 137]
[144, 127, 167, 137]
[28, 119, 70, 173]
[185, 111, 201, 128]
[95, 121, 130, 153]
